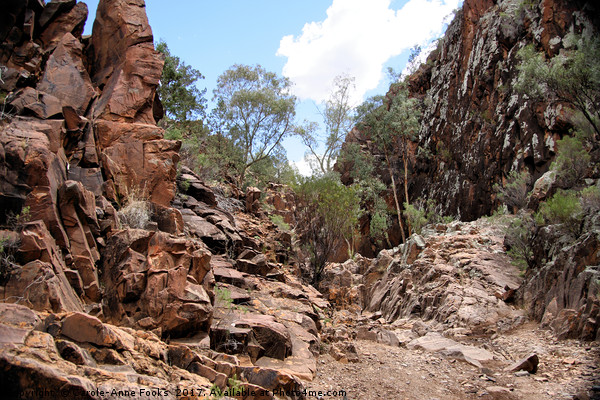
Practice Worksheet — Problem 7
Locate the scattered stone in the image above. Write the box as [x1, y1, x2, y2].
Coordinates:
[506, 353, 539, 374]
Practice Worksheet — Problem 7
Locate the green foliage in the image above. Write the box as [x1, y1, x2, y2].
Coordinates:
[354, 82, 422, 243]
[269, 214, 290, 231]
[179, 178, 191, 192]
[294, 173, 360, 283]
[535, 189, 583, 234]
[369, 201, 391, 246]
[156, 40, 207, 123]
[493, 170, 531, 210]
[505, 213, 536, 270]
[403, 198, 453, 234]
[515, 34, 600, 137]
[355, 83, 420, 152]
[6, 205, 31, 232]
[215, 284, 234, 309]
[580, 185, 600, 215]
[550, 134, 591, 187]
[403, 202, 427, 235]
[211, 64, 296, 185]
[338, 142, 376, 183]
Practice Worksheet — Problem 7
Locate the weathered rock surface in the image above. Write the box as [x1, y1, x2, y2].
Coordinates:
[3, 221, 83, 312]
[37, 32, 95, 114]
[407, 332, 495, 368]
[321, 219, 526, 335]
[519, 225, 600, 341]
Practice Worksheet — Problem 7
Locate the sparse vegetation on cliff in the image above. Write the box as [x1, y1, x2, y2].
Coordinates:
[516, 33, 600, 138]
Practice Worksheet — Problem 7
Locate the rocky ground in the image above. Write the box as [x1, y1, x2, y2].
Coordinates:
[307, 323, 600, 400]
[307, 216, 600, 400]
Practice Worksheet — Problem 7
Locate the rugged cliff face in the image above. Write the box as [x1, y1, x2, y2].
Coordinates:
[0, 1, 326, 397]
[340, 0, 597, 221]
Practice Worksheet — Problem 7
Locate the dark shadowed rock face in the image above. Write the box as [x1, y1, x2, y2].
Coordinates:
[338, 0, 597, 222]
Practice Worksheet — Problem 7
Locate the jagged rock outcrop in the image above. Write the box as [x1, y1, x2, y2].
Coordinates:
[102, 229, 214, 337]
[519, 220, 600, 340]
[1, 1, 326, 396]
[335, 0, 600, 341]
[320, 219, 526, 336]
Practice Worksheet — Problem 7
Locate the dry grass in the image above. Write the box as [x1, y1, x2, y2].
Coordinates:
[117, 190, 151, 229]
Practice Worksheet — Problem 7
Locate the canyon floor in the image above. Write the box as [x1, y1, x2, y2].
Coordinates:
[306, 323, 600, 400]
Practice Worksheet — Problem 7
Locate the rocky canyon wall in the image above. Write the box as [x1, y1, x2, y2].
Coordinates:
[339, 0, 598, 222]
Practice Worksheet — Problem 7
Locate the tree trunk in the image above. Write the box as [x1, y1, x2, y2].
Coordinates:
[386, 151, 406, 244]
[402, 149, 411, 236]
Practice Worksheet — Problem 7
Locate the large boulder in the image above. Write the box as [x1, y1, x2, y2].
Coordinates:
[94, 120, 180, 207]
[102, 230, 214, 338]
[39, 2, 88, 49]
[90, 0, 162, 124]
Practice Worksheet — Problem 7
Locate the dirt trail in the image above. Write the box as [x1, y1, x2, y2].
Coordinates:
[305, 323, 600, 400]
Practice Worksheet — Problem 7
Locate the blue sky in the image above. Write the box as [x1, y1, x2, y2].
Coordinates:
[82, 0, 461, 174]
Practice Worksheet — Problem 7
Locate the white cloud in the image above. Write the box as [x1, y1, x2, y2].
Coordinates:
[277, 0, 461, 103]
[290, 158, 313, 177]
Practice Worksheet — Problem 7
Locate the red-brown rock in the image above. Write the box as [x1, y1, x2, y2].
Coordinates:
[37, 33, 95, 115]
[94, 120, 180, 206]
[58, 181, 101, 302]
[3, 221, 83, 313]
[39, 2, 88, 49]
[9, 87, 63, 119]
[90, 0, 154, 87]
[102, 230, 214, 338]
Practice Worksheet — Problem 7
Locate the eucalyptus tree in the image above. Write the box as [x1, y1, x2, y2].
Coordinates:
[355, 82, 421, 241]
[297, 74, 356, 175]
[211, 64, 296, 186]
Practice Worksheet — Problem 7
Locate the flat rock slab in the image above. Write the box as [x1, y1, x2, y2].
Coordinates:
[407, 332, 494, 368]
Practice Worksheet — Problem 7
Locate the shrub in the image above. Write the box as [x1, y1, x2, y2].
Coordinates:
[504, 213, 536, 270]
[403, 202, 427, 235]
[550, 135, 591, 188]
[535, 189, 583, 235]
[7, 206, 31, 232]
[269, 214, 290, 231]
[215, 284, 234, 309]
[580, 185, 600, 215]
[493, 170, 530, 211]
[294, 173, 360, 284]
[370, 208, 391, 246]
[0, 235, 19, 284]
[118, 191, 151, 229]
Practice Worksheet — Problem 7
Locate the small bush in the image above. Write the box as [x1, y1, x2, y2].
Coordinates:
[551, 135, 591, 188]
[7, 206, 31, 232]
[370, 208, 391, 246]
[403, 202, 427, 235]
[493, 170, 530, 211]
[0, 235, 19, 284]
[215, 284, 234, 309]
[504, 213, 536, 270]
[580, 185, 600, 215]
[118, 192, 151, 229]
[535, 189, 582, 235]
[269, 214, 290, 231]
[403, 198, 454, 235]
